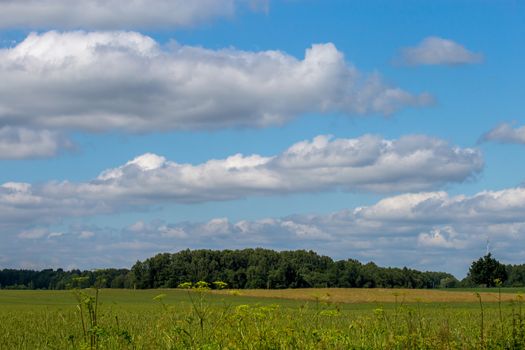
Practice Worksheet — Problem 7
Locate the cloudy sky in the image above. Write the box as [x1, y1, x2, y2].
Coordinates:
[1, 0, 524, 277]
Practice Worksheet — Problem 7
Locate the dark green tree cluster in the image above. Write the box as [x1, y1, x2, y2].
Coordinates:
[463, 253, 508, 287]
[0, 268, 132, 290]
[130, 249, 455, 289]
[506, 264, 525, 286]
[460, 253, 525, 287]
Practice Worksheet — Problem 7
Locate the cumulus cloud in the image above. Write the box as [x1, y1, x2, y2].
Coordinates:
[0, 134, 483, 230]
[481, 123, 525, 144]
[399, 37, 483, 66]
[8, 186, 525, 275]
[93, 134, 482, 203]
[417, 227, 467, 249]
[0, 31, 431, 133]
[0, 0, 265, 30]
[0, 127, 71, 159]
[0, 134, 483, 242]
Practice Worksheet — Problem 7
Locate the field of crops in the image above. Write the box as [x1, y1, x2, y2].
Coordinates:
[1, 288, 525, 349]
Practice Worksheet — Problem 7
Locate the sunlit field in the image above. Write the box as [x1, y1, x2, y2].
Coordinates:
[1, 288, 524, 349]
[213, 287, 525, 303]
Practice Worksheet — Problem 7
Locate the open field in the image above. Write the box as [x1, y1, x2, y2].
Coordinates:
[213, 287, 525, 304]
[442, 287, 525, 294]
[1, 288, 525, 349]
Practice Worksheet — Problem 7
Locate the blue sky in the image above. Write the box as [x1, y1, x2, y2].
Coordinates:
[0, 0, 524, 277]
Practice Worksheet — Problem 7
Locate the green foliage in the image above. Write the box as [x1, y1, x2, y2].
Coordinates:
[212, 280, 228, 290]
[468, 254, 508, 287]
[440, 277, 459, 288]
[129, 248, 456, 290]
[177, 282, 193, 289]
[71, 288, 133, 349]
[194, 281, 210, 290]
[0, 268, 133, 290]
[506, 264, 525, 286]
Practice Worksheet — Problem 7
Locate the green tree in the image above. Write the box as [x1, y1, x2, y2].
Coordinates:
[467, 253, 507, 287]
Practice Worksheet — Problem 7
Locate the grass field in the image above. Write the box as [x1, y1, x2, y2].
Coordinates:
[213, 287, 525, 303]
[1, 288, 524, 349]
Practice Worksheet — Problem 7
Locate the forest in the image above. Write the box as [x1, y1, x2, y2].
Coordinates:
[2, 248, 525, 290]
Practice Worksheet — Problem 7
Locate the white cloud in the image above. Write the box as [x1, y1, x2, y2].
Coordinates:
[47, 231, 64, 238]
[0, 134, 482, 234]
[280, 221, 330, 240]
[0, 31, 431, 133]
[18, 228, 48, 239]
[481, 123, 525, 144]
[399, 37, 483, 66]
[98, 153, 167, 181]
[158, 225, 187, 238]
[127, 221, 148, 233]
[79, 230, 95, 239]
[89, 134, 482, 202]
[0, 127, 70, 159]
[202, 218, 232, 235]
[354, 188, 525, 224]
[0, 134, 482, 232]
[0, 0, 261, 30]
[417, 227, 467, 249]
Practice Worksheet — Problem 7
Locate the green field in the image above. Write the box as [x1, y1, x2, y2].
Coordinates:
[1, 288, 524, 349]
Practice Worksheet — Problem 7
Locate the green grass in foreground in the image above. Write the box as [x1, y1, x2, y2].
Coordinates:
[0, 288, 524, 349]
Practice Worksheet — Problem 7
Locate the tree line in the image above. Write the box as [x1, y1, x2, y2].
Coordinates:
[0, 268, 132, 290]
[1, 249, 524, 290]
[130, 249, 453, 289]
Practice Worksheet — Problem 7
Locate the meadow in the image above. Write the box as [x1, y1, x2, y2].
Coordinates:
[1, 287, 524, 349]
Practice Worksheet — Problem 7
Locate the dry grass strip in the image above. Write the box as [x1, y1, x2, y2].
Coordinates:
[214, 288, 523, 303]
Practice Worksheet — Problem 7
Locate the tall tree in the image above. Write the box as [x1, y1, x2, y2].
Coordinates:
[467, 253, 507, 287]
